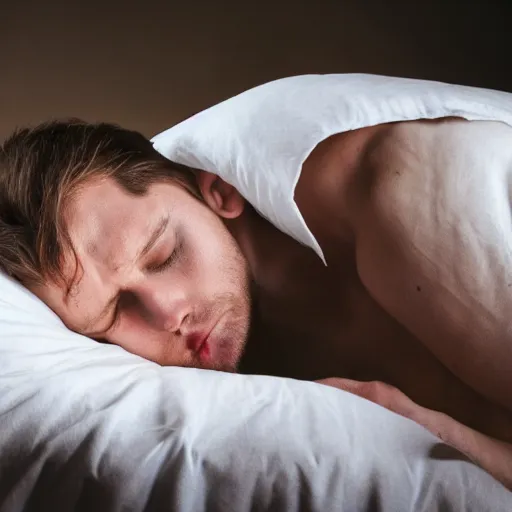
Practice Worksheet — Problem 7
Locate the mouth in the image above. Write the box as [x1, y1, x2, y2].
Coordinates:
[195, 335, 211, 361]
[187, 323, 217, 362]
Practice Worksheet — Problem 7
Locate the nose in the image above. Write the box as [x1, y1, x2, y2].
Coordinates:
[130, 281, 191, 333]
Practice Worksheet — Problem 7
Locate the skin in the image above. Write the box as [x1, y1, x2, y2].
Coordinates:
[32, 118, 512, 488]
[34, 175, 252, 373]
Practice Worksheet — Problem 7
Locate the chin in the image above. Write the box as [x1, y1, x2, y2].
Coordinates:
[213, 309, 250, 370]
[209, 337, 245, 373]
[205, 328, 247, 373]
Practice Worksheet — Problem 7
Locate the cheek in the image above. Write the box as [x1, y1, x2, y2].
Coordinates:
[185, 234, 242, 292]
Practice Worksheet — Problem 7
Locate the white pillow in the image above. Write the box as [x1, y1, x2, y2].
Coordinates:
[1, 271, 511, 511]
[151, 73, 512, 263]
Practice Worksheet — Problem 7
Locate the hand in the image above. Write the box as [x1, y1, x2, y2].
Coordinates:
[316, 377, 512, 490]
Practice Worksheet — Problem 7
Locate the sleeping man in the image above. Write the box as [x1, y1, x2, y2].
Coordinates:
[1, 103, 512, 485]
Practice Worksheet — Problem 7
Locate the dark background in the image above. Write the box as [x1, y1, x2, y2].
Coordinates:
[1, 0, 511, 141]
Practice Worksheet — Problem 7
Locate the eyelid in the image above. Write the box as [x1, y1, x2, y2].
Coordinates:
[146, 232, 181, 274]
[147, 249, 177, 274]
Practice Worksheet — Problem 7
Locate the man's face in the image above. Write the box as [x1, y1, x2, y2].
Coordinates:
[34, 177, 252, 372]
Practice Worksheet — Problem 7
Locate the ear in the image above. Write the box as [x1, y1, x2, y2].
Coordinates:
[197, 171, 245, 219]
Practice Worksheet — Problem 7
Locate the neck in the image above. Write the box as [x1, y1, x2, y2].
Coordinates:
[228, 205, 324, 300]
[228, 205, 344, 377]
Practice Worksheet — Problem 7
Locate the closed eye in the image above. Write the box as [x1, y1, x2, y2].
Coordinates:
[147, 233, 181, 274]
[147, 249, 177, 274]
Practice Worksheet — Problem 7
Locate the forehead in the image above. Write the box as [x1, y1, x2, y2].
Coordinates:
[69, 180, 144, 256]
[65, 178, 177, 259]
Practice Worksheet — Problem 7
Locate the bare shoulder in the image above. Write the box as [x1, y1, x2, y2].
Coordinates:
[294, 124, 391, 257]
[368, 118, 512, 192]
[360, 118, 512, 266]
[354, 118, 512, 411]
[294, 118, 512, 409]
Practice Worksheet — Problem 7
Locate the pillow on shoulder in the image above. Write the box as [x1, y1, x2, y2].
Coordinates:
[152, 73, 512, 263]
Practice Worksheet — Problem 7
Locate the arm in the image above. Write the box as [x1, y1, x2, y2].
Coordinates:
[317, 377, 512, 490]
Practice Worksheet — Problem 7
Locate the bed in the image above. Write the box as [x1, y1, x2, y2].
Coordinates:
[1, 73, 512, 511]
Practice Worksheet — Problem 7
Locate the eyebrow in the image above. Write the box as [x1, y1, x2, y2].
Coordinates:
[137, 215, 170, 260]
[81, 215, 170, 336]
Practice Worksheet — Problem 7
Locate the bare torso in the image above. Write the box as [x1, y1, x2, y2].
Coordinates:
[240, 118, 512, 444]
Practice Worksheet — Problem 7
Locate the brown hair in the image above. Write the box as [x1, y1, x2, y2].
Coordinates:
[0, 119, 200, 286]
